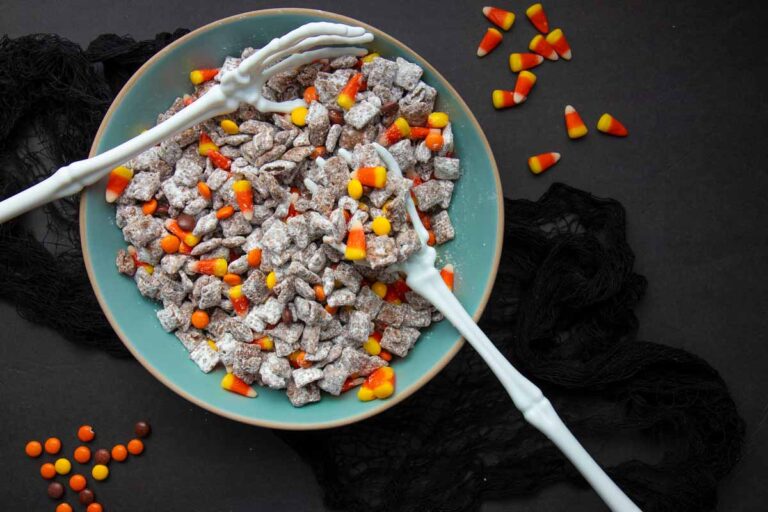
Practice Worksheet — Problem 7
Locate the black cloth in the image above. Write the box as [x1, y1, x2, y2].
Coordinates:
[0, 32, 744, 512]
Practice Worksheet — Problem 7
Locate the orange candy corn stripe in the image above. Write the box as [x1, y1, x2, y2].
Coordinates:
[337, 73, 363, 110]
[192, 258, 228, 277]
[528, 152, 561, 174]
[105, 166, 133, 203]
[207, 150, 231, 171]
[597, 113, 628, 137]
[355, 166, 387, 188]
[564, 105, 588, 139]
[492, 90, 516, 110]
[165, 219, 199, 247]
[189, 68, 218, 85]
[509, 53, 544, 73]
[513, 70, 537, 104]
[357, 367, 396, 401]
[526, 3, 550, 33]
[482, 6, 516, 31]
[409, 126, 430, 139]
[198, 132, 218, 156]
[440, 264, 455, 291]
[232, 180, 254, 220]
[378, 117, 411, 146]
[546, 28, 572, 60]
[477, 27, 503, 58]
[345, 219, 367, 261]
[530, 34, 558, 61]
[221, 373, 257, 398]
[229, 285, 249, 316]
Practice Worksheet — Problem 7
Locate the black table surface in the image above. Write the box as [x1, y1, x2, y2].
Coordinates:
[2, 0, 767, 510]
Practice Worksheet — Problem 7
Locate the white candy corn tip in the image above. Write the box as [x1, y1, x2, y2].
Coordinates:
[477, 48, 488, 57]
[242, 210, 254, 221]
[547, 51, 559, 61]
[105, 191, 118, 203]
[561, 50, 573, 60]
[443, 263, 454, 273]
[565, 105, 575, 114]
[482, 6, 491, 15]
[552, 152, 562, 162]
[513, 93, 527, 104]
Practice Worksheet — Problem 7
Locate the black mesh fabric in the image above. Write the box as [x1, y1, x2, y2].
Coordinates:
[0, 32, 744, 512]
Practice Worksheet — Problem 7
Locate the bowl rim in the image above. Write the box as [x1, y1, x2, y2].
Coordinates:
[80, 7, 504, 430]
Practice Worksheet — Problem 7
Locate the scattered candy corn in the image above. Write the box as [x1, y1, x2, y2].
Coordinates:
[492, 89, 516, 109]
[355, 166, 387, 188]
[513, 70, 537, 104]
[546, 28, 572, 60]
[232, 180, 254, 220]
[529, 34, 558, 61]
[597, 113, 628, 136]
[345, 219, 367, 260]
[207, 149, 231, 171]
[482, 6, 516, 31]
[229, 285, 249, 316]
[337, 72, 364, 109]
[198, 133, 218, 156]
[221, 373, 257, 397]
[357, 367, 396, 401]
[440, 264, 455, 291]
[528, 152, 561, 174]
[477, 27, 503, 58]
[564, 105, 588, 139]
[509, 53, 544, 72]
[378, 117, 411, 146]
[192, 258, 228, 277]
[189, 68, 218, 85]
[526, 3, 550, 33]
[105, 166, 133, 203]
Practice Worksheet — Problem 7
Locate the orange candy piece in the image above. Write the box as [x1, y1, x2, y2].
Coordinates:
[597, 113, 628, 137]
[191, 310, 210, 329]
[528, 152, 561, 174]
[344, 219, 367, 261]
[192, 258, 228, 277]
[303, 85, 318, 104]
[513, 70, 537, 104]
[546, 28, 572, 60]
[440, 264, 455, 291]
[56, 504, 73, 512]
[337, 72, 364, 110]
[189, 68, 219, 85]
[216, 205, 234, 219]
[160, 235, 180, 254]
[509, 53, 544, 73]
[424, 129, 444, 151]
[197, 181, 212, 200]
[409, 126, 430, 139]
[492, 89, 516, 110]
[41, 463, 56, 479]
[105, 166, 133, 203]
[378, 117, 411, 146]
[221, 373, 258, 398]
[232, 180, 254, 221]
[142, 198, 158, 215]
[208, 149, 231, 171]
[564, 105, 588, 139]
[87, 504, 103, 512]
[44, 437, 62, 455]
[73, 446, 91, 464]
[198, 132, 218, 156]
[483, 6, 516, 31]
[526, 3, 550, 33]
[25, 440, 42, 458]
[111, 444, 128, 462]
[477, 27, 503, 58]
[247, 248, 262, 267]
[69, 474, 87, 492]
[127, 439, 144, 456]
[355, 166, 387, 188]
[358, 367, 396, 401]
[229, 285, 249, 317]
[529, 34, 558, 61]
[223, 273, 242, 286]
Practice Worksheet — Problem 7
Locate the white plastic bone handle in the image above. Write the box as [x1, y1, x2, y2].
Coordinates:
[405, 256, 642, 512]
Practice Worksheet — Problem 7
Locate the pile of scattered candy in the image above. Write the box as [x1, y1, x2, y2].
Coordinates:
[109, 49, 460, 406]
[25, 422, 151, 511]
[478, 3, 629, 174]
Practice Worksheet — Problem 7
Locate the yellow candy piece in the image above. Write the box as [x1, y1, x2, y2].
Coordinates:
[220, 119, 240, 135]
[371, 281, 387, 299]
[207, 340, 218, 351]
[357, 386, 376, 401]
[363, 337, 382, 356]
[54, 458, 71, 475]
[427, 112, 449, 129]
[92, 464, 109, 481]
[361, 52, 380, 63]
[290, 107, 308, 127]
[373, 382, 394, 399]
[347, 179, 363, 200]
[266, 271, 277, 290]
[371, 216, 391, 236]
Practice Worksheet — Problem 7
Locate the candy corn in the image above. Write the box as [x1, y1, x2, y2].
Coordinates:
[355, 166, 387, 189]
[345, 219, 367, 261]
[492, 90, 516, 109]
[207, 150, 231, 171]
[357, 367, 396, 401]
[482, 6, 516, 31]
[440, 264, 455, 291]
[477, 27, 503, 58]
[337, 72, 363, 110]
[229, 285, 249, 316]
[409, 126, 430, 139]
[564, 105, 588, 139]
[427, 112, 450, 129]
[192, 258, 228, 277]
[529, 34, 558, 61]
[379, 117, 411, 146]
[509, 53, 544, 73]
[528, 152, 561, 174]
[513, 71, 537, 104]
[105, 166, 133, 203]
[165, 219, 200, 247]
[526, 3, 550, 33]
[232, 180, 254, 220]
[221, 373, 257, 398]
[546, 28, 572, 60]
[182, 94, 195, 107]
[597, 113, 628, 137]
[198, 132, 218, 156]
[254, 336, 274, 351]
[189, 68, 219, 85]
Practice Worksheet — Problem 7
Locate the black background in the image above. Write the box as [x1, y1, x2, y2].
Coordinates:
[1, 1, 767, 510]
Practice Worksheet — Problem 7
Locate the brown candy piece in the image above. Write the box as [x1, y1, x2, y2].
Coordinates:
[281, 307, 293, 324]
[328, 109, 344, 125]
[47, 482, 64, 499]
[155, 202, 170, 217]
[177, 213, 196, 231]
[134, 421, 151, 438]
[93, 448, 111, 465]
[79, 488, 95, 505]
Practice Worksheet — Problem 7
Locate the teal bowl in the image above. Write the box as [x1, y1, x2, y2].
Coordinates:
[80, 8, 503, 429]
